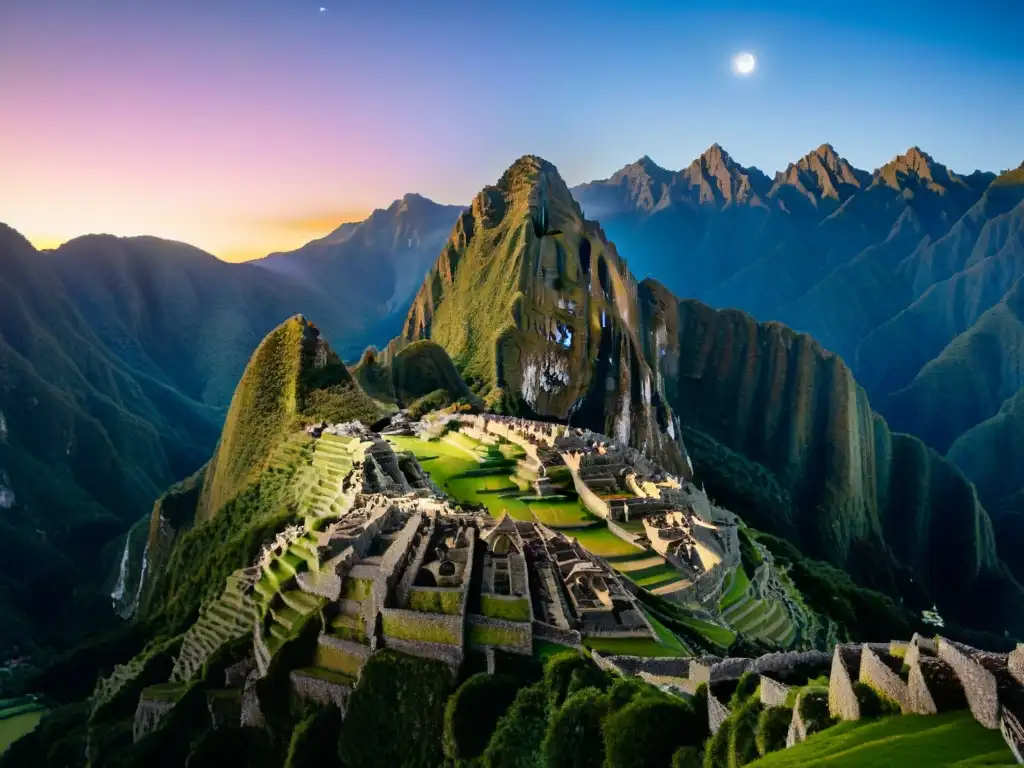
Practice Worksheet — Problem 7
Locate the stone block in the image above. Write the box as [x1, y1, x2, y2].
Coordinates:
[938, 637, 1001, 729]
[859, 646, 912, 713]
[908, 655, 967, 715]
[1010, 646, 1024, 687]
[828, 644, 861, 721]
[708, 693, 731, 735]
[760, 676, 791, 708]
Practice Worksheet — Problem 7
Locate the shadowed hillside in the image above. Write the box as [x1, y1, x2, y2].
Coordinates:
[637, 281, 1021, 634]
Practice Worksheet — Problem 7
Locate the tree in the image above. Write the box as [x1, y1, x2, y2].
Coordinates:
[755, 706, 791, 756]
[483, 682, 547, 768]
[444, 674, 520, 761]
[543, 688, 610, 768]
[603, 695, 702, 768]
[338, 651, 452, 768]
[543, 651, 595, 711]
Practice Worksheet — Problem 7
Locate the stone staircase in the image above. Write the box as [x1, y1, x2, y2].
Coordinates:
[170, 572, 259, 683]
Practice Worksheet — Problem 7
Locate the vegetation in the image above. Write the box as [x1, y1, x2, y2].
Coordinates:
[482, 682, 548, 768]
[338, 651, 452, 768]
[543, 687, 611, 768]
[443, 673, 519, 761]
[390, 340, 473, 407]
[285, 707, 343, 768]
[747, 710, 1017, 766]
[756, 707, 792, 756]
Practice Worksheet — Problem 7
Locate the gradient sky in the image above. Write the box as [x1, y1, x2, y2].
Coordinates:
[3, 0, 1023, 261]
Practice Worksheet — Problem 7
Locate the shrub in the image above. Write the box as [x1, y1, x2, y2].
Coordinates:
[727, 696, 763, 767]
[285, 707, 343, 768]
[603, 695, 702, 768]
[338, 651, 452, 768]
[729, 671, 760, 708]
[443, 673, 520, 761]
[605, 677, 649, 713]
[483, 682, 547, 768]
[543, 651, 593, 711]
[187, 727, 276, 768]
[672, 746, 702, 768]
[798, 691, 836, 736]
[543, 688, 610, 768]
[703, 718, 732, 768]
[755, 706, 791, 756]
[565, 664, 611, 700]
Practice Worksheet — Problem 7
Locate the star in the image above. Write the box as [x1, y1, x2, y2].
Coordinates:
[319, 6, 327, 12]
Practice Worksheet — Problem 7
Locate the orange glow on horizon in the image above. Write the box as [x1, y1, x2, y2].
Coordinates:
[18, 206, 374, 263]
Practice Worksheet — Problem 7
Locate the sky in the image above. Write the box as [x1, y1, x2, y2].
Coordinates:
[2, 0, 1023, 261]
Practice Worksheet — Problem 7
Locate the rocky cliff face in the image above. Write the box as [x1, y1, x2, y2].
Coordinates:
[400, 155, 689, 475]
[636, 280, 1018, 632]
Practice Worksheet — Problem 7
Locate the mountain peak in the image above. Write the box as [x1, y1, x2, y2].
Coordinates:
[768, 143, 868, 208]
[681, 144, 768, 205]
[875, 146, 948, 190]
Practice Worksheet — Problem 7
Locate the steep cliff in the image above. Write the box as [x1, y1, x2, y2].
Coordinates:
[636, 280, 1021, 633]
[199, 316, 379, 519]
[400, 155, 688, 474]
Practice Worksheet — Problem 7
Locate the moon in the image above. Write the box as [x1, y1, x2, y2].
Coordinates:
[732, 52, 756, 76]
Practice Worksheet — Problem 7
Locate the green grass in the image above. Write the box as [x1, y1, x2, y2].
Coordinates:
[567, 525, 645, 557]
[0, 710, 44, 755]
[387, 434, 595, 524]
[675, 614, 736, 649]
[645, 611, 689, 654]
[720, 566, 751, 611]
[582, 636, 689, 657]
[749, 710, 1017, 767]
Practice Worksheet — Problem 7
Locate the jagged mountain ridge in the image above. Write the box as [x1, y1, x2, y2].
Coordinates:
[400, 156, 1023, 636]
[574, 145, 1023, 544]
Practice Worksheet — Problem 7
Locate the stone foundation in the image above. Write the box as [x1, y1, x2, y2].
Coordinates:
[828, 645, 861, 721]
[133, 696, 175, 743]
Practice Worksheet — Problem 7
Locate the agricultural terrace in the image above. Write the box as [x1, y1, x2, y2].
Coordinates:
[0, 697, 45, 756]
[385, 433, 595, 528]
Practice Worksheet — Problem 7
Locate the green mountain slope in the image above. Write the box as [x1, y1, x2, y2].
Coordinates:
[0, 225, 220, 655]
[399, 155, 688, 474]
[199, 316, 379, 519]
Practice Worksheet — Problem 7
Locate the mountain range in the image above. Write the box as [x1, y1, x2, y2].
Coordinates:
[573, 144, 1024, 581]
[0, 195, 459, 656]
[1, 141, 1022, 658]
[392, 154, 1023, 637]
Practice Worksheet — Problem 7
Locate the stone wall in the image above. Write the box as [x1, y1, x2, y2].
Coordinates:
[908, 655, 967, 715]
[381, 607, 463, 646]
[597, 655, 692, 679]
[290, 669, 353, 713]
[384, 637, 464, 674]
[828, 645, 861, 721]
[938, 637, 1001, 729]
[695, 650, 831, 685]
[531, 621, 582, 648]
[760, 676, 791, 708]
[133, 696, 176, 743]
[707, 693, 731, 735]
[395, 518, 436, 608]
[1010, 646, 1024, 687]
[206, 690, 242, 730]
[363, 512, 423, 638]
[466, 614, 533, 655]
[786, 694, 808, 747]
[859, 647, 912, 713]
[562, 452, 612, 521]
[1001, 709, 1024, 764]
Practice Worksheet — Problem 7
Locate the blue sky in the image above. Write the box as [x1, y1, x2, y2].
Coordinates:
[2, 0, 1021, 258]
